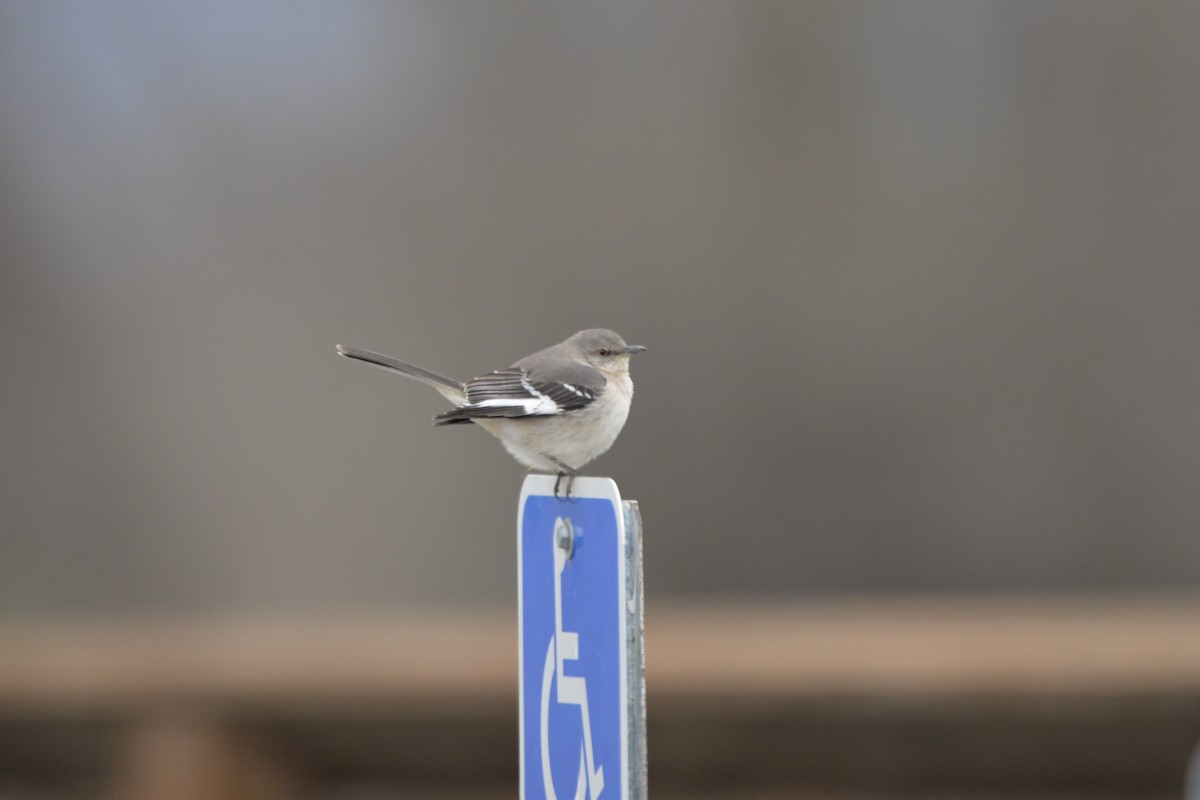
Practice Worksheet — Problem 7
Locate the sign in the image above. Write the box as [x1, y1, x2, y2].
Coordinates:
[519, 475, 639, 800]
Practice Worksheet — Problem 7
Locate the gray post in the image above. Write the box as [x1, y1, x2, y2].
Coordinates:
[1187, 741, 1200, 800]
[624, 500, 648, 798]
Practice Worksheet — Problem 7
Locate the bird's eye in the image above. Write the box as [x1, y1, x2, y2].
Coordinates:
[595, 348, 610, 357]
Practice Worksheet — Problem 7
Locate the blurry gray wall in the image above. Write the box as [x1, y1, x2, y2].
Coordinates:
[2, 1, 1198, 616]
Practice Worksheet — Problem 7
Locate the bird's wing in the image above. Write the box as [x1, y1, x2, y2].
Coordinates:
[433, 363, 605, 425]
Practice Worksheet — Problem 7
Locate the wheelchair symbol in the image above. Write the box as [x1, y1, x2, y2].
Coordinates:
[539, 517, 605, 800]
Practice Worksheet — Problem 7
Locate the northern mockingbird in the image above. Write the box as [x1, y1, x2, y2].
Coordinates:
[337, 329, 645, 497]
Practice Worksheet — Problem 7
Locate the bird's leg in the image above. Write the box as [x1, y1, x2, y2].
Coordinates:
[554, 472, 577, 502]
[545, 456, 580, 502]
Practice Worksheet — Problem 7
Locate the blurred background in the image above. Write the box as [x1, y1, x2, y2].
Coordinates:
[2, 1, 1199, 798]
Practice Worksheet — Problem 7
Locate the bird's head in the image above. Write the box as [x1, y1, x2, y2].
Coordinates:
[569, 329, 647, 371]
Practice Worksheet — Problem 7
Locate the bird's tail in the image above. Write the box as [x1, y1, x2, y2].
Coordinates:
[336, 345, 465, 404]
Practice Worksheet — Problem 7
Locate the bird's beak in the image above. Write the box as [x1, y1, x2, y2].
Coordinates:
[625, 345, 647, 355]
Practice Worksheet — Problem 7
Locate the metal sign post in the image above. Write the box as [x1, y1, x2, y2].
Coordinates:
[518, 476, 647, 799]
[1188, 742, 1200, 800]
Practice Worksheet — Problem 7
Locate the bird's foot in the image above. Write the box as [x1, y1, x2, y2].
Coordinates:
[547, 458, 580, 502]
[553, 472, 580, 502]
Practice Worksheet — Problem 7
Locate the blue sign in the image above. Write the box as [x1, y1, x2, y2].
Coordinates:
[519, 476, 629, 800]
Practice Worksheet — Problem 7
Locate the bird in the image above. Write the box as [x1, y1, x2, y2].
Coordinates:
[337, 329, 645, 498]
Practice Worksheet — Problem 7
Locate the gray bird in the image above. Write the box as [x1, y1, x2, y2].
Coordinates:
[337, 329, 645, 497]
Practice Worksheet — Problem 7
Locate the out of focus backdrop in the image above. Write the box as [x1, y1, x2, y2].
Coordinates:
[2, 2, 1199, 798]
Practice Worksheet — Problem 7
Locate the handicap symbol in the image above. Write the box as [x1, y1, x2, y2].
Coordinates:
[539, 517, 605, 800]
